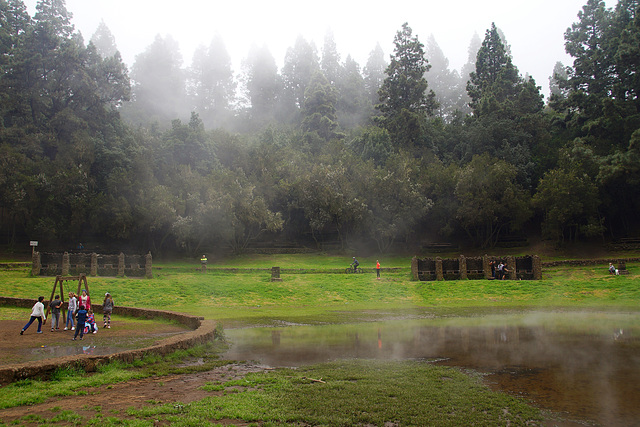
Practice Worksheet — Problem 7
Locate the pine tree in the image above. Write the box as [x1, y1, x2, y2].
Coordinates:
[376, 22, 437, 147]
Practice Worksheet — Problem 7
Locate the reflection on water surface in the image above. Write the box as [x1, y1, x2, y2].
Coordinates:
[223, 311, 640, 426]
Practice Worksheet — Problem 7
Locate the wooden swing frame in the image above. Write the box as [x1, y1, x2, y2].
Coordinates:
[44, 274, 90, 323]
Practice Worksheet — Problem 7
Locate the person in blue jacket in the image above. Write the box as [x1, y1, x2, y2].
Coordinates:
[73, 305, 88, 340]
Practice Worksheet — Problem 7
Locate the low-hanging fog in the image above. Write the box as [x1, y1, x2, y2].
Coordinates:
[3, 0, 637, 257]
[23, 0, 602, 98]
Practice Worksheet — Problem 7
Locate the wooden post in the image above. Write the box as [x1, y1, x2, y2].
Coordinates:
[75, 274, 89, 297]
[45, 276, 66, 324]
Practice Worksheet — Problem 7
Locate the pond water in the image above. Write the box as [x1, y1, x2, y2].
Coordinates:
[222, 311, 640, 426]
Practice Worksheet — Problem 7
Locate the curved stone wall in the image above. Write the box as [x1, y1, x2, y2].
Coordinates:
[0, 297, 217, 385]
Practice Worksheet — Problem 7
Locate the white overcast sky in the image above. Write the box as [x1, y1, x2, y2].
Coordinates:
[24, 0, 611, 98]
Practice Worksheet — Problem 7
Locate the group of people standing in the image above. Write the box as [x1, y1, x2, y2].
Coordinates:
[489, 260, 510, 280]
[20, 290, 115, 340]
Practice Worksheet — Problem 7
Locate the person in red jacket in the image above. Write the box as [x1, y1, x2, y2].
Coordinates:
[376, 260, 381, 279]
[79, 289, 91, 311]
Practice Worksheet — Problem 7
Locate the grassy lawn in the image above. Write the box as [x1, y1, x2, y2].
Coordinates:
[0, 253, 638, 426]
[1, 254, 638, 323]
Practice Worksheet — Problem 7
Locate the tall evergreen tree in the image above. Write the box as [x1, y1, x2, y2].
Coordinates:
[188, 33, 236, 129]
[549, 61, 568, 99]
[240, 43, 281, 128]
[321, 29, 342, 85]
[560, 0, 640, 235]
[336, 55, 369, 129]
[301, 70, 341, 146]
[90, 19, 117, 58]
[424, 34, 463, 122]
[466, 23, 515, 115]
[281, 36, 319, 112]
[123, 34, 187, 126]
[563, 0, 613, 123]
[376, 22, 438, 147]
[363, 43, 386, 107]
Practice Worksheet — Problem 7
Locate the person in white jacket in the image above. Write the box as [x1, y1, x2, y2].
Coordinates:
[20, 296, 46, 335]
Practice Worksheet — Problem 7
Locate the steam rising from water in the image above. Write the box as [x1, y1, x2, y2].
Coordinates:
[224, 311, 640, 425]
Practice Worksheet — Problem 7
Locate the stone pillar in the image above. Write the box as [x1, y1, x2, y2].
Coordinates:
[435, 257, 444, 281]
[532, 255, 542, 280]
[62, 252, 70, 276]
[411, 257, 419, 280]
[145, 252, 153, 278]
[459, 255, 467, 280]
[507, 255, 517, 280]
[90, 253, 98, 276]
[117, 252, 125, 277]
[31, 251, 41, 276]
[483, 255, 491, 279]
[271, 266, 282, 282]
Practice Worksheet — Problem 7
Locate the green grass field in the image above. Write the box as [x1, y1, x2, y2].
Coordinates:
[2, 254, 638, 325]
[1, 253, 638, 426]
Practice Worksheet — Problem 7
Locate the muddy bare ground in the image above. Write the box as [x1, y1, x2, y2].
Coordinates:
[0, 319, 191, 365]
[0, 362, 268, 425]
[0, 319, 267, 424]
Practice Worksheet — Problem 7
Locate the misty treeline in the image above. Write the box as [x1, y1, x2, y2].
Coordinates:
[1, 0, 639, 256]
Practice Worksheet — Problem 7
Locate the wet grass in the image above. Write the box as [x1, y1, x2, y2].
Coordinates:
[124, 359, 542, 426]
[0, 343, 229, 410]
[1, 255, 638, 325]
[1, 253, 638, 425]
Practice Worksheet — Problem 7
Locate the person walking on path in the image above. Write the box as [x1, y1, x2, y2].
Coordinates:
[65, 292, 77, 330]
[50, 295, 62, 331]
[73, 305, 88, 340]
[376, 260, 381, 279]
[79, 289, 91, 311]
[20, 296, 46, 335]
[103, 292, 114, 329]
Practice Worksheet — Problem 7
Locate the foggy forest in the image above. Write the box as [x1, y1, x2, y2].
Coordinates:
[0, 0, 639, 256]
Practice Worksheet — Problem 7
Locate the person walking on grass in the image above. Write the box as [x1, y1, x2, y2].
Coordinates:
[376, 260, 381, 279]
[73, 305, 88, 341]
[20, 296, 46, 335]
[103, 292, 114, 328]
[50, 295, 62, 331]
[65, 292, 77, 330]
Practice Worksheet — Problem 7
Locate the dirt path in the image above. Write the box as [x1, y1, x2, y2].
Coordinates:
[0, 318, 268, 424]
[1, 320, 190, 366]
[0, 363, 269, 425]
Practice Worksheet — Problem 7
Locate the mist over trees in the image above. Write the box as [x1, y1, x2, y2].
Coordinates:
[1, 0, 639, 256]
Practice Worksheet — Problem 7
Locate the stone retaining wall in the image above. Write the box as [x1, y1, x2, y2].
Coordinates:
[412, 255, 541, 281]
[542, 258, 640, 267]
[0, 298, 217, 385]
[33, 251, 153, 278]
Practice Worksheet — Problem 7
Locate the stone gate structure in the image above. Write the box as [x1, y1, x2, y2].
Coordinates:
[32, 251, 153, 278]
[411, 255, 541, 281]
